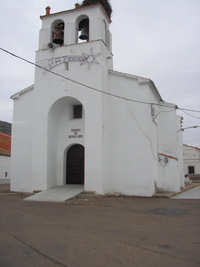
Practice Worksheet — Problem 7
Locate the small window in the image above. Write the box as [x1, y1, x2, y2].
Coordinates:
[188, 166, 195, 174]
[73, 105, 82, 119]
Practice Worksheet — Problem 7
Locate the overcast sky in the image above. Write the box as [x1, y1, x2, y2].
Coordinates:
[0, 0, 200, 147]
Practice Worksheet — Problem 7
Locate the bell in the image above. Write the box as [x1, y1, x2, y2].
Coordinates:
[53, 23, 64, 45]
[79, 27, 89, 40]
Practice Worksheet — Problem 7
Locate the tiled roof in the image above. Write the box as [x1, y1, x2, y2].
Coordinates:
[0, 132, 11, 153]
[183, 144, 200, 151]
[159, 153, 178, 160]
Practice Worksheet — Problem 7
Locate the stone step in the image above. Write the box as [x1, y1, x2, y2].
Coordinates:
[192, 180, 200, 183]
[77, 191, 98, 199]
[25, 185, 84, 202]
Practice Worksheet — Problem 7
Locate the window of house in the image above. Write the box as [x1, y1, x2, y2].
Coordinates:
[73, 105, 82, 119]
[188, 166, 195, 174]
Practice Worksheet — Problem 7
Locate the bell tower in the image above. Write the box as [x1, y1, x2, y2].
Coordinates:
[29, 3, 114, 193]
[37, 4, 113, 68]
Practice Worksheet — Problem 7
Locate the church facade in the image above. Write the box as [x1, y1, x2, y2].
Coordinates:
[10, 4, 184, 196]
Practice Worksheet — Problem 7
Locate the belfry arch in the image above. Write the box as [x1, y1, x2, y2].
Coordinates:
[51, 19, 65, 45]
[76, 15, 89, 43]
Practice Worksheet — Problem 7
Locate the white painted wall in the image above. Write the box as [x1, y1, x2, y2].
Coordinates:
[30, 36, 111, 193]
[157, 103, 178, 157]
[157, 154, 179, 192]
[177, 116, 184, 188]
[0, 155, 10, 184]
[11, 87, 34, 192]
[103, 71, 159, 196]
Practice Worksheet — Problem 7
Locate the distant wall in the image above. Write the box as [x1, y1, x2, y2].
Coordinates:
[0, 155, 10, 184]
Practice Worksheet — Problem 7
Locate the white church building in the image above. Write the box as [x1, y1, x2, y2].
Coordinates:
[10, 4, 184, 196]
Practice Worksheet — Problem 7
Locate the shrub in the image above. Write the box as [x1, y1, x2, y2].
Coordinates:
[81, 0, 112, 18]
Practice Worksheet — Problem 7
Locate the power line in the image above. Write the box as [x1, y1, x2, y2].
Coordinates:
[179, 108, 200, 113]
[1, 47, 200, 114]
[0, 47, 171, 108]
[180, 110, 200, 119]
[117, 75, 158, 160]
[177, 125, 200, 133]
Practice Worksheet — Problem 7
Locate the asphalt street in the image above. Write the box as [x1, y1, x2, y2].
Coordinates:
[173, 185, 200, 199]
[0, 185, 200, 267]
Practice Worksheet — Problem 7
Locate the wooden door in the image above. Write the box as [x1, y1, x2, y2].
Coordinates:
[66, 145, 84, 184]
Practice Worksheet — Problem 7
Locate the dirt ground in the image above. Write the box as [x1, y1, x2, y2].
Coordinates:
[0, 185, 200, 267]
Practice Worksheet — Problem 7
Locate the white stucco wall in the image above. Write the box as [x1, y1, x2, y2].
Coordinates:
[157, 154, 179, 192]
[0, 155, 10, 184]
[11, 86, 34, 192]
[177, 116, 184, 188]
[103, 71, 159, 196]
[157, 103, 178, 157]
[151, 103, 182, 192]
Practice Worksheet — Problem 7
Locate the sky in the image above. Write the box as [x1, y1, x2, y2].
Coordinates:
[0, 0, 200, 147]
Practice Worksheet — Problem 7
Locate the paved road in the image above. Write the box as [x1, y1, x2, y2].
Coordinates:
[173, 185, 200, 199]
[0, 187, 200, 267]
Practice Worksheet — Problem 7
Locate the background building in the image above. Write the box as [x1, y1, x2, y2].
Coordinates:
[0, 121, 11, 184]
[183, 144, 200, 179]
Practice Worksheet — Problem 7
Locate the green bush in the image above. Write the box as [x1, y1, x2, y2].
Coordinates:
[81, 0, 112, 18]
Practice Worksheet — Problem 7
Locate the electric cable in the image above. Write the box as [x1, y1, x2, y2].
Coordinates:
[152, 107, 175, 119]
[179, 110, 200, 120]
[1, 47, 200, 114]
[117, 76, 158, 160]
[179, 108, 200, 113]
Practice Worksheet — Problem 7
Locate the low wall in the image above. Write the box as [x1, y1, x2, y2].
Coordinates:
[0, 178, 10, 184]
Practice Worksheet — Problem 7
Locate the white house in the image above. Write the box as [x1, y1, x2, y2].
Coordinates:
[0, 155, 10, 184]
[10, 4, 184, 196]
[183, 144, 200, 177]
[0, 132, 11, 184]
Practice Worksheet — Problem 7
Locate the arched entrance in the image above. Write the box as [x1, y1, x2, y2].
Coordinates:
[66, 145, 84, 184]
[47, 97, 85, 188]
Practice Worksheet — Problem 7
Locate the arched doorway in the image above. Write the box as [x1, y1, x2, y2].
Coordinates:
[47, 97, 85, 188]
[66, 145, 84, 184]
